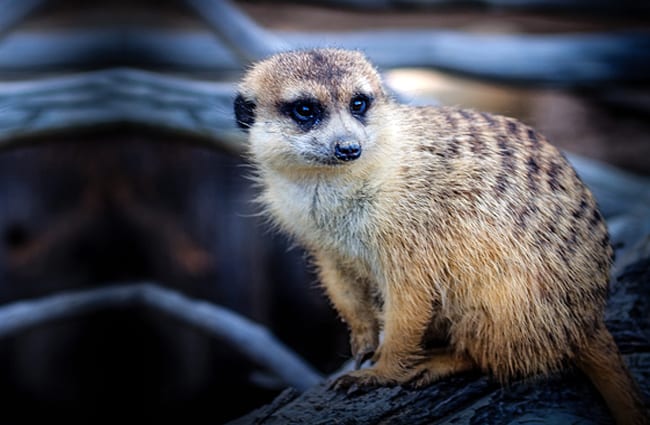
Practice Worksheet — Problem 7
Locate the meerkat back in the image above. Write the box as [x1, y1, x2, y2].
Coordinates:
[235, 48, 648, 425]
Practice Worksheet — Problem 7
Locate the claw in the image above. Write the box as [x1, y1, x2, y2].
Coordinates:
[354, 348, 375, 370]
[404, 368, 430, 389]
[329, 374, 358, 391]
[331, 374, 371, 394]
[332, 374, 357, 391]
[330, 368, 398, 392]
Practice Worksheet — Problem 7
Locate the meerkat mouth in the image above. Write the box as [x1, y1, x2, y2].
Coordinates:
[301, 154, 348, 167]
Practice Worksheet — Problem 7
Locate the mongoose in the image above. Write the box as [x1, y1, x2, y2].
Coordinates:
[234, 48, 648, 424]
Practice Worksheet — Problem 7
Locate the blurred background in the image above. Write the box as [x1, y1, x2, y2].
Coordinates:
[0, 1, 648, 423]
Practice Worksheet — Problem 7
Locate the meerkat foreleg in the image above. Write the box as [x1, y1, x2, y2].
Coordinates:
[335, 280, 456, 387]
[316, 254, 380, 369]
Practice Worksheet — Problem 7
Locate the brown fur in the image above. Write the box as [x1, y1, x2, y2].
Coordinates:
[235, 48, 648, 424]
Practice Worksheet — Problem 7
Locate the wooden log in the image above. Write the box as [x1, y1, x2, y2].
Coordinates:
[0, 28, 648, 88]
[0, 68, 245, 153]
[297, 0, 650, 14]
[0, 283, 323, 391]
[282, 30, 650, 87]
[187, 0, 289, 61]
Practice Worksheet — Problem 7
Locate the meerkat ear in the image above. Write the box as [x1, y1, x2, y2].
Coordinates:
[234, 93, 256, 131]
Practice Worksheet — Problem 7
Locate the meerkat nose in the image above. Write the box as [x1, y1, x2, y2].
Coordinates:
[334, 140, 362, 161]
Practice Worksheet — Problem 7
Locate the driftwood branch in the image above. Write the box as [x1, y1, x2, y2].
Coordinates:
[0, 283, 323, 391]
[0, 28, 648, 88]
[0, 28, 243, 73]
[300, 0, 650, 14]
[282, 30, 650, 87]
[186, 0, 288, 62]
[0, 68, 245, 153]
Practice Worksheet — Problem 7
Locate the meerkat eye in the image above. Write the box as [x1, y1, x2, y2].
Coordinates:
[293, 102, 316, 121]
[282, 99, 323, 130]
[350, 94, 371, 117]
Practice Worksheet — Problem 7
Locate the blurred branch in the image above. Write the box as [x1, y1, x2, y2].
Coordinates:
[0, 283, 324, 391]
[0, 29, 241, 73]
[0, 0, 46, 39]
[0, 68, 245, 153]
[186, 0, 288, 62]
[1, 28, 648, 88]
[294, 0, 650, 14]
[282, 30, 650, 87]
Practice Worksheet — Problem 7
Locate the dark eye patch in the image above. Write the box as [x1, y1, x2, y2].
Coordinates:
[234, 94, 256, 131]
[280, 98, 325, 131]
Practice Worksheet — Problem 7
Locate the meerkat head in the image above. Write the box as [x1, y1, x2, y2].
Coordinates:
[234, 48, 388, 174]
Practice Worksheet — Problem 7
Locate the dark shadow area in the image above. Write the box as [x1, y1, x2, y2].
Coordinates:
[0, 128, 348, 424]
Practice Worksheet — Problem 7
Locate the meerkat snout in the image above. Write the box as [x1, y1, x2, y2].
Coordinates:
[334, 139, 362, 161]
[331, 92, 372, 162]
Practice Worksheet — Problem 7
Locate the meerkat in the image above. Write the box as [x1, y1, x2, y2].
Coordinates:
[234, 48, 648, 424]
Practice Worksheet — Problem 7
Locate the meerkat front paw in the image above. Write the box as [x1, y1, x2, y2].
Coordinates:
[331, 353, 413, 391]
[404, 352, 477, 388]
[404, 365, 444, 388]
[331, 367, 400, 391]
